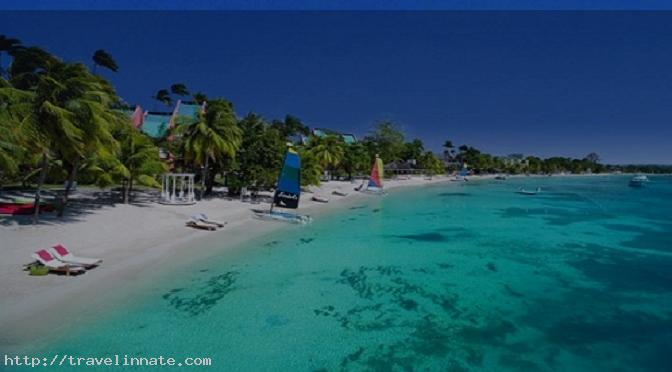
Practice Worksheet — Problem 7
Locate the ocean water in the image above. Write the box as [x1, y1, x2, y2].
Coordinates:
[12, 176, 672, 371]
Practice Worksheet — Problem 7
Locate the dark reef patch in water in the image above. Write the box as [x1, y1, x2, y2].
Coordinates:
[503, 284, 525, 298]
[393, 232, 447, 242]
[566, 247, 672, 292]
[339, 347, 365, 369]
[486, 262, 498, 272]
[162, 271, 238, 316]
[499, 206, 612, 226]
[498, 353, 542, 371]
[438, 192, 471, 197]
[458, 320, 517, 346]
[326, 264, 557, 370]
[545, 310, 672, 347]
[603, 223, 672, 253]
[299, 237, 315, 244]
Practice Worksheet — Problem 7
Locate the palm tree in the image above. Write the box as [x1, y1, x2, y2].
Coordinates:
[153, 89, 172, 108]
[175, 99, 242, 199]
[298, 148, 323, 186]
[308, 135, 345, 172]
[192, 92, 208, 105]
[442, 140, 454, 157]
[340, 142, 369, 180]
[5, 48, 123, 222]
[0, 35, 23, 78]
[116, 126, 166, 203]
[170, 83, 189, 97]
[0, 79, 29, 178]
[92, 49, 118, 74]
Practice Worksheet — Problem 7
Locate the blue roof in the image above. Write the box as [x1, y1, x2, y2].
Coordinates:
[309, 128, 357, 145]
[142, 113, 171, 138]
[175, 102, 201, 120]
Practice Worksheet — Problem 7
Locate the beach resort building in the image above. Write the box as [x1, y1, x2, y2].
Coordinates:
[129, 100, 204, 139]
[500, 153, 529, 168]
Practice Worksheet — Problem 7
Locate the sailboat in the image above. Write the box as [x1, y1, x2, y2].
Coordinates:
[451, 164, 470, 182]
[357, 154, 386, 195]
[253, 149, 312, 224]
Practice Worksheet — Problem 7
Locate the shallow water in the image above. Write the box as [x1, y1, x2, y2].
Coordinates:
[11, 176, 672, 371]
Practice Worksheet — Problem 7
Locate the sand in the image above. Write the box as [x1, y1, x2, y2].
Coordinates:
[0, 176, 465, 345]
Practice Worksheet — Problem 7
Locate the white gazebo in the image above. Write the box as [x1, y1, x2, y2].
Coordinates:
[159, 173, 196, 205]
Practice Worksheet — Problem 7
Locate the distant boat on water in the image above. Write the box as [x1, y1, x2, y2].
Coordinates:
[253, 149, 311, 224]
[629, 175, 649, 188]
[495, 175, 507, 180]
[517, 187, 541, 195]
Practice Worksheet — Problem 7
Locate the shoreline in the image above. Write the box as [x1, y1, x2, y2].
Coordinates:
[0, 175, 463, 350]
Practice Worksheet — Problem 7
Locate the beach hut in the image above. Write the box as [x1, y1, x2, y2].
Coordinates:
[160, 173, 196, 205]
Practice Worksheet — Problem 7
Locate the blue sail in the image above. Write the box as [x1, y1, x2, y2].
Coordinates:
[273, 149, 301, 209]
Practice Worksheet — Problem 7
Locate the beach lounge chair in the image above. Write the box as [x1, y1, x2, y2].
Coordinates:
[30, 249, 85, 276]
[49, 244, 102, 268]
[312, 195, 329, 203]
[186, 219, 217, 231]
[193, 213, 227, 228]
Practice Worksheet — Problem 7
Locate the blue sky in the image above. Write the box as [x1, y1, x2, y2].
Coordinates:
[2, 11, 672, 164]
[3, 1, 672, 10]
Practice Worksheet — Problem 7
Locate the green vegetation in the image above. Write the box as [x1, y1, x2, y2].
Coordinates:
[0, 34, 668, 224]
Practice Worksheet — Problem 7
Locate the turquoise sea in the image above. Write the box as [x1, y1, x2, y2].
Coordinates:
[10, 176, 672, 371]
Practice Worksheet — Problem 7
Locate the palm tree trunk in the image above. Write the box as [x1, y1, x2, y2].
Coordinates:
[200, 156, 209, 200]
[32, 152, 48, 224]
[206, 169, 216, 195]
[123, 176, 133, 204]
[58, 158, 79, 217]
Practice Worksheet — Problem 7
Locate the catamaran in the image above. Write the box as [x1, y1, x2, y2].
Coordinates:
[357, 154, 386, 195]
[451, 165, 470, 182]
[253, 149, 312, 224]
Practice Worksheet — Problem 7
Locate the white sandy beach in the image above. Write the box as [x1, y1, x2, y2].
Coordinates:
[0, 175, 469, 347]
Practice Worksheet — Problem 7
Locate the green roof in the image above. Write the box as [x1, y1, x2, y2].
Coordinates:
[342, 134, 357, 145]
[311, 128, 357, 144]
[142, 113, 171, 138]
[176, 103, 201, 119]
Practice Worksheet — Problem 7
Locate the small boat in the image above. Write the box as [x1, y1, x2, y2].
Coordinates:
[253, 148, 312, 224]
[0, 197, 55, 215]
[495, 175, 507, 180]
[332, 190, 348, 197]
[312, 195, 329, 203]
[360, 154, 386, 195]
[517, 187, 541, 195]
[629, 175, 649, 187]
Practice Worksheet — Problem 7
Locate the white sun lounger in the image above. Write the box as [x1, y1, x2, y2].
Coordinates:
[186, 219, 217, 231]
[49, 244, 102, 268]
[193, 213, 227, 227]
[31, 249, 85, 276]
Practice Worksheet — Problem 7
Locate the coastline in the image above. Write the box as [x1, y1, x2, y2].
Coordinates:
[0, 175, 465, 349]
